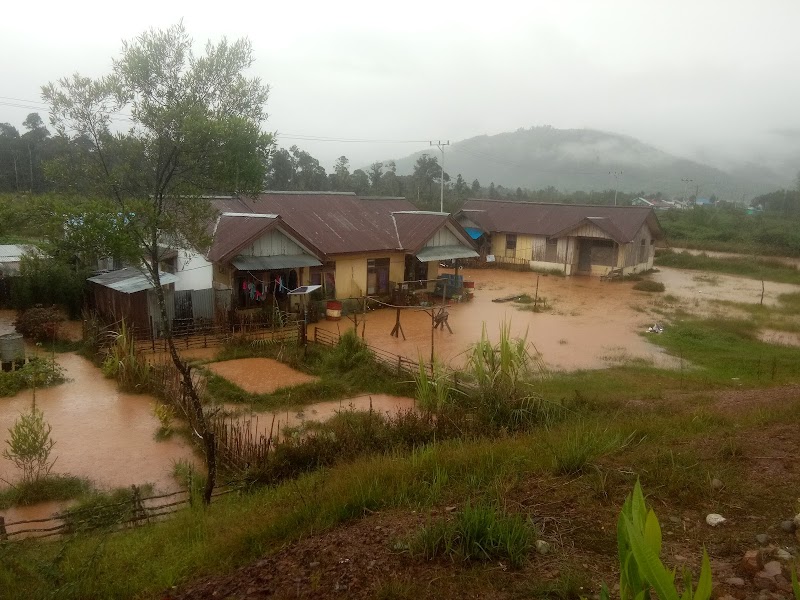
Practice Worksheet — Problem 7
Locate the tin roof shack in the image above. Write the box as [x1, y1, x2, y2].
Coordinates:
[456, 200, 663, 276]
[88, 268, 179, 336]
[0, 244, 38, 306]
[206, 193, 478, 309]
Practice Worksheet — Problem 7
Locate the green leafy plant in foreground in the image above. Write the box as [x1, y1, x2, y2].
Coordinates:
[603, 480, 712, 600]
[3, 407, 57, 484]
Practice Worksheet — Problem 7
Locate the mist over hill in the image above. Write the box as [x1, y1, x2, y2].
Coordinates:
[388, 127, 787, 200]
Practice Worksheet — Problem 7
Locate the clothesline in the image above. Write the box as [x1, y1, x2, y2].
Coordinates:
[366, 297, 450, 311]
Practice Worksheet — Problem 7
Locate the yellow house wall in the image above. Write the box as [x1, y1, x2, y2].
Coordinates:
[490, 233, 534, 259]
[331, 251, 406, 299]
[389, 255, 405, 283]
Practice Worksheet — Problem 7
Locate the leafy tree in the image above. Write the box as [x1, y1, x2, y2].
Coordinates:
[488, 182, 497, 199]
[351, 169, 370, 195]
[368, 161, 383, 190]
[43, 23, 272, 504]
[3, 407, 56, 484]
[20, 113, 51, 193]
[380, 161, 401, 196]
[290, 145, 327, 190]
[471, 179, 481, 196]
[454, 174, 468, 201]
[265, 147, 296, 190]
[0, 124, 21, 192]
[412, 154, 449, 205]
[332, 155, 351, 191]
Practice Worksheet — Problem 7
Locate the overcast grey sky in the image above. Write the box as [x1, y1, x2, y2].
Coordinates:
[2, 0, 799, 172]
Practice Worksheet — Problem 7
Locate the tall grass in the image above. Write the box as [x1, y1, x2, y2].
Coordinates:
[465, 321, 559, 428]
[101, 320, 151, 392]
[414, 360, 454, 412]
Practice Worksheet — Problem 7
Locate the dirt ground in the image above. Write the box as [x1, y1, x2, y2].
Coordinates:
[165, 384, 800, 600]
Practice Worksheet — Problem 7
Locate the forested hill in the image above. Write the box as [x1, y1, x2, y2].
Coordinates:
[389, 127, 784, 199]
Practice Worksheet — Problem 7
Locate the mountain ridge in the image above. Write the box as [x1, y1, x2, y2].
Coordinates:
[387, 126, 785, 199]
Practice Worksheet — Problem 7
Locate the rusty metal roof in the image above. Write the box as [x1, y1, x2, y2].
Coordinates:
[206, 214, 280, 263]
[459, 200, 663, 242]
[211, 194, 464, 256]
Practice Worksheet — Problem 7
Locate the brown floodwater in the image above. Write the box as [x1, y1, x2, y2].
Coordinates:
[312, 267, 800, 371]
[312, 268, 682, 371]
[0, 347, 199, 527]
[223, 394, 416, 442]
[651, 266, 800, 307]
[206, 358, 320, 394]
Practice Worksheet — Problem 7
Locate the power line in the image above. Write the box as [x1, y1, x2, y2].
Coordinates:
[277, 134, 430, 144]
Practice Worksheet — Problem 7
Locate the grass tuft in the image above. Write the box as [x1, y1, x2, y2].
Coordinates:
[411, 500, 534, 568]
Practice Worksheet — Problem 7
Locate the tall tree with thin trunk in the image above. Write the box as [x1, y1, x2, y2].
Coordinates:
[43, 23, 273, 504]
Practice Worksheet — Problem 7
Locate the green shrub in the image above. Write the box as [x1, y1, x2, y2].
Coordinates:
[412, 500, 534, 568]
[2, 407, 57, 483]
[11, 254, 89, 318]
[0, 357, 67, 397]
[322, 329, 373, 373]
[62, 485, 153, 532]
[0, 475, 91, 509]
[15, 306, 65, 342]
[632, 280, 666, 293]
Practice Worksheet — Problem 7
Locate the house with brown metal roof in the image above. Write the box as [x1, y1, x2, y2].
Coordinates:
[455, 200, 663, 276]
[197, 192, 477, 314]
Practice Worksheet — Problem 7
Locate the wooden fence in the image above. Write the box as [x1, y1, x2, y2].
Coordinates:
[0, 485, 241, 540]
[134, 321, 303, 355]
[312, 328, 474, 393]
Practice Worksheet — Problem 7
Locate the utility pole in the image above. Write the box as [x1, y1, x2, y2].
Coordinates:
[681, 178, 693, 204]
[609, 171, 622, 206]
[430, 140, 450, 212]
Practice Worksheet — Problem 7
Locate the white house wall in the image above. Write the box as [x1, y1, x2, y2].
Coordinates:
[174, 250, 213, 291]
[423, 225, 461, 248]
[245, 229, 307, 257]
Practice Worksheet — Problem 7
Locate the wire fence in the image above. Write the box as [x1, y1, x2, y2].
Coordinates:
[0, 484, 242, 541]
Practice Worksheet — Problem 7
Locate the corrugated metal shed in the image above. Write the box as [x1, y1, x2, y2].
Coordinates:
[459, 200, 663, 242]
[88, 268, 179, 294]
[0, 244, 36, 275]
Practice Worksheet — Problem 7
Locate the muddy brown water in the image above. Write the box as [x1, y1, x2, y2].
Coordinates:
[312, 267, 800, 371]
[206, 358, 320, 394]
[0, 347, 199, 527]
[222, 394, 416, 442]
[312, 268, 682, 371]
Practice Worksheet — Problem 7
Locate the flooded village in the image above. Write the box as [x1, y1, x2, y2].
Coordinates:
[2, 13, 800, 599]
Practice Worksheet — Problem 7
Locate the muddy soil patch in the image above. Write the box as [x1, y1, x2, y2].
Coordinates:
[206, 358, 319, 394]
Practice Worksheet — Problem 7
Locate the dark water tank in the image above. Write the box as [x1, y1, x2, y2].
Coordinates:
[0, 333, 25, 362]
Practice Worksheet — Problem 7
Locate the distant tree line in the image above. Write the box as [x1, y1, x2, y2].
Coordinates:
[4, 111, 799, 218]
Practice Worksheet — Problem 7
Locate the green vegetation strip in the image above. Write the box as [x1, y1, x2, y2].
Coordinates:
[2, 394, 797, 600]
[655, 250, 800, 285]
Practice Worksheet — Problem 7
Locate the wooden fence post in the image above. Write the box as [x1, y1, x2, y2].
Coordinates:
[0, 516, 7, 541]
